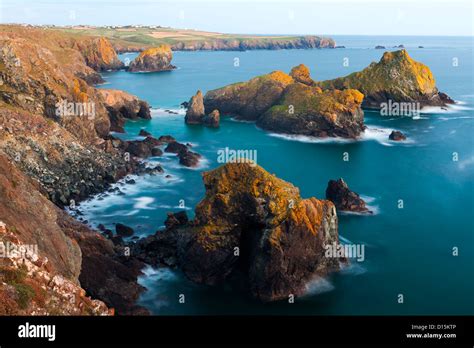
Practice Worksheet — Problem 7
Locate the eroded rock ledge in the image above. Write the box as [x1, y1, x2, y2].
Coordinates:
[134, 163, 343, 302]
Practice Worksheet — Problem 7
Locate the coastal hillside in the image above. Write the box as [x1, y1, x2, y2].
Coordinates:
[0, 25, 153, 314]
[50, 25, 336, 52]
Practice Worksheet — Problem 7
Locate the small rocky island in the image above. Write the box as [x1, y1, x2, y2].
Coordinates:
[128, 45, 176, 72]
[326, 178, 372, 214]
[201, 65, 365, 138]
[190, 49, 453, 139]
[184, 90, 221, 127]
[318, 49, 454, 108]
[134, 163, 344, 302]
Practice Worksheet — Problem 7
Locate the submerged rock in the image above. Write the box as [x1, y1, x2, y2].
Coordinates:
[184, 90, 206, 124]
[128, 45, 176, 72]
[325, 178, 372, 213]
[153, 163, 342, 302]
[389, 130, 407, 141]
[318, 49, 454, 108]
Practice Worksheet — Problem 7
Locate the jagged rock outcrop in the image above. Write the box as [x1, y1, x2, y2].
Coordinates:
[128, 46, 176, 72]
[389, 130, 406, 141]
[73, 37, 124, 71]
[325, 178, 371, 213]
[257, 83, 365, 138]
[99, 89, 151, 132]
[144, 163, 342, 302]
[184, 90, 205, 124]
[204, 70, 294, 121]
[290, 64, 316, 86]
[0, 26, 148, 206]
[204, 65, 365, 138]
[203, 109, 220, 128]
[318, 49, 454, 108]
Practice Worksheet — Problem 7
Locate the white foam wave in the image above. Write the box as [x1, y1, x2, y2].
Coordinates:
[133, 197, 155, 210]
[458, 156, 474, 170]
[302, 277, 335, 297]
[340, 262, 367, 276]
[267, 126, 412, 147]
[421, 102, 473, 115]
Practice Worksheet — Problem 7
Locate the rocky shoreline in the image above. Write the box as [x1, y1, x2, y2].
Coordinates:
[0, 25, 197, 315]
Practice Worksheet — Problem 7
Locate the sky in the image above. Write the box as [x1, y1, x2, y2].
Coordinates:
[1, 0, 473, 36]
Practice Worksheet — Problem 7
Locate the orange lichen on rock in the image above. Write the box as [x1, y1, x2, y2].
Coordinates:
[175, 162, 341, 301]
[317, 49, 452, 107]
[290, 64, 315, 86]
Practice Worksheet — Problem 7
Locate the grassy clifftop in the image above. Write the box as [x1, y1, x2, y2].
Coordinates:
[50, 25, 336, 52]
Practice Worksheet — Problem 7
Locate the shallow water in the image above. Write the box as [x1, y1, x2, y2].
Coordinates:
[79, 36, 473, 315]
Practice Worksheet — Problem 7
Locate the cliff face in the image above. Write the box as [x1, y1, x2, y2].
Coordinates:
[0, 26, 149, 314]
[204, 66, 365, 138]
[72, 37, 124, 72]
[113, 35, 336, 53]
[318, 49, 453, 108]
[0, 220, 112, 315]
[0, 154, 113, 315]
[128, 46, 176, 72]
[0, 153, 145, 315]
[0, 26, 150, 206]
[161, 163, 341, 302]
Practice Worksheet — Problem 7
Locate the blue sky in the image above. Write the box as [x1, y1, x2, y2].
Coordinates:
[1, 0, 472, 36]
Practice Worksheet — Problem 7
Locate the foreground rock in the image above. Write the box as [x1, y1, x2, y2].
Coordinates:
[128, 46, 176, 72]
[184, 90, 205, 124]
[389, 130, 407, 141]
[0, 153, 145, 315]
[326, 178, 372, 214]
[139, 163, 342, 302]
[318, 49, 454, 108]
[99, 89, 151, 132]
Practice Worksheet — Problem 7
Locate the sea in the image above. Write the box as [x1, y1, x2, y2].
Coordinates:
[76, 35, 473, 315]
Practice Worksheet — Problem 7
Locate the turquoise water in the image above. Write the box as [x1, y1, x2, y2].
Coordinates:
[81, 36, 474, 315]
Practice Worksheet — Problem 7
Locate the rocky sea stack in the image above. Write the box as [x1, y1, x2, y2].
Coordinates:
[143, 163, 343, 302]
[203, 66, 365, 138]
[128, 45, 176, 72]
[326, 179, 372, 214]
[318, 49, 454, 108]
